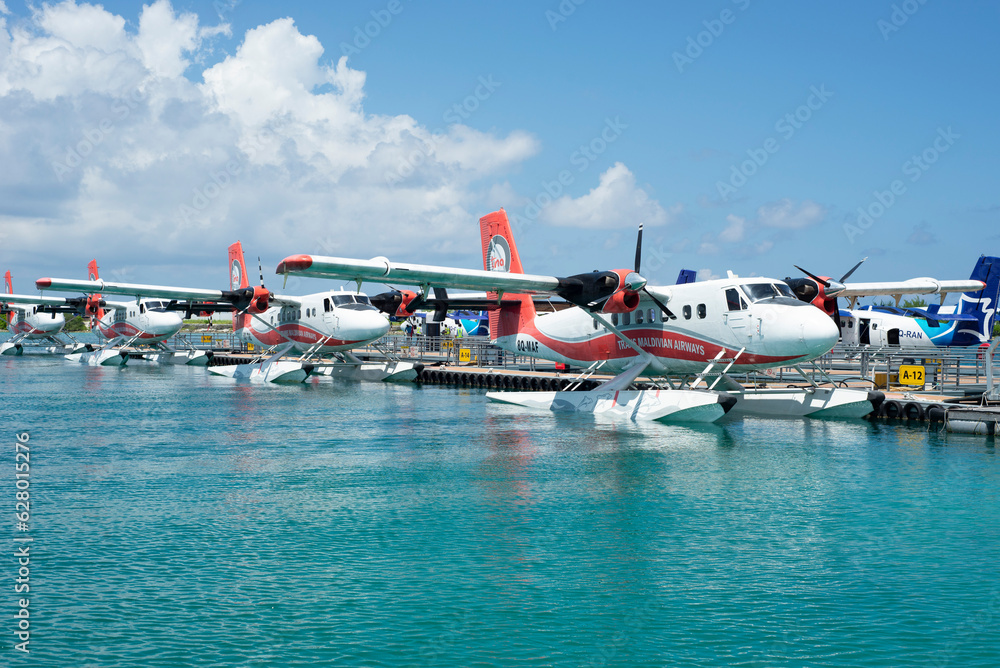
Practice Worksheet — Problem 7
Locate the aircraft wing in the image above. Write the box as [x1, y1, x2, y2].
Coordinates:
[276, 255, 563, 294]
[34, 278, 302, 307]
[840, 278, 984, 298]
[1, 293, 77, 308]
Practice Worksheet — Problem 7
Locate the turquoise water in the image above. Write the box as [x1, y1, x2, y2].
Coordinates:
[3, 351, 1000, 667]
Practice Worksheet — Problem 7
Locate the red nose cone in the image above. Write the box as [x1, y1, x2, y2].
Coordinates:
[276, 255, 313, 273]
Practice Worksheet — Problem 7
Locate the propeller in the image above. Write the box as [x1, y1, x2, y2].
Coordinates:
[634, 223, 676, 320]
[258, 257, 265, 289]
[789, 258, 867, 330]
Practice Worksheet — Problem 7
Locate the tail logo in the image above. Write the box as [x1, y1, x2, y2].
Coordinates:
[89, 273, 96, 281]
[487, 235, 511, 273]
[231, 259, 243, 290]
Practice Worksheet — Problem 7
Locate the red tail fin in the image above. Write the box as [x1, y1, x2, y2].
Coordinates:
[3, 271, 12, 326]
[479, 209, 536, 340]
[228, 241, 251, 332]
[85, 260, 104, 322]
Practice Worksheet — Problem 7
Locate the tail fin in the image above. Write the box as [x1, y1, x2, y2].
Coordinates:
[675, 269, 697, 285]
[228, 241, 251, 333]
[479, 209, 536, 340]
[3, 271, 12, 327]
[958, 255, 1000, 341]
[86, 260, 104, 322]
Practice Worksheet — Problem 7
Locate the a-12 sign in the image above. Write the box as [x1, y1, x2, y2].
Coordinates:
[898, 364, 925, 386]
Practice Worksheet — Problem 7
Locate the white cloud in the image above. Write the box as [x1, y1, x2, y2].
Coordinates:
[0, 2, 9, 16]
[718, 214, 745, 243]
[697, 268, 719, 280]
[756, 198, 825, 229]
[541, 162, 678, 229]
[0, 1, 542, 281]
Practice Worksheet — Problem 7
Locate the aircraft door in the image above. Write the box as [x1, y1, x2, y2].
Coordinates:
[859, 318, 871, 346]
[137, 302, 150, 332]
[840, 315, 859, 345]
[723, 288, 750, 340]
[887, 328, 900, 346]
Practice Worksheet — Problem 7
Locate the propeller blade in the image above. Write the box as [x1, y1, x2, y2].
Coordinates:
[634, 222, 643, 273]
[793, 264, 831, 288]
[258, 256, 265, 288]
[644, 288, 675, 320]
[838, 257, 868, 283]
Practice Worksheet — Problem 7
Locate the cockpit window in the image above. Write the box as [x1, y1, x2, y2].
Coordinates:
[725, 288, 743, 311]
[332, 295, 353, 307]
[741, 283, 797, 303]
[355, 295, 371, 306]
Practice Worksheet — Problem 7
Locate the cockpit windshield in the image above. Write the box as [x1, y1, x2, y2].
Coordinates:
[740, 282, 797, 303]
[331, 294, 375, 309]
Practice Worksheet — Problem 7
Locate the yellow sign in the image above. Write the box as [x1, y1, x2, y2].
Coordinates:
[442, 340, 454, 349]
[898, 364, 925, 386]
[459, 348, 471, 363]
[247, 343, 255, 352]
[201, 334, 212, 344]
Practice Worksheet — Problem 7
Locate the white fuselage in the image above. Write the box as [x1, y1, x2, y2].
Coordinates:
[839, 305, 985, 350]
[7, 306, 66, 339]
[237, 291, 390, 353]
[497, 277, 840, 375]
[94, 300, 183, 344]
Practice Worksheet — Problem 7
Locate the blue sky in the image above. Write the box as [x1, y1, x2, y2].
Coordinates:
[0, 0, 997, 298]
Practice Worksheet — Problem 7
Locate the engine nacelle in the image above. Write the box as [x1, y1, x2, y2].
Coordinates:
[601, 290, 641, 314]
[85, 294, 102, 316]
[230, 286, 271, 314]
[370, 290, 422, 317]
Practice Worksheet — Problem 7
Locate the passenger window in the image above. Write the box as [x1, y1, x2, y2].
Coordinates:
[683, 305, 691, 320]
[611, 313, 618, 326]
[725, 288, 741, 312]
[635, 309, 643, 324]
[697, 304, 707, 319]
[649, 308, 656, 324]
[622, 312, 630, 326]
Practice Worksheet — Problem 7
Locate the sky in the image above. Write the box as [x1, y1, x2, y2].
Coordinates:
[0, 0, 998, 299]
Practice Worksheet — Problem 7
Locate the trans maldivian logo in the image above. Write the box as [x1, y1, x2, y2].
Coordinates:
[231, 259, 243, 290]
[487, 235, 511, 273]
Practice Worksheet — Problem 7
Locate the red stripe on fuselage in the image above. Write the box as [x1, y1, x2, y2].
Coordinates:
[248, 323, 364, 349]
[511, 324, 801, 367]
[97, 322, 160, 340]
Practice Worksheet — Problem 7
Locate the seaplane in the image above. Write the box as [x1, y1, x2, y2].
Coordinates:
[785, 256, 1000, 350]
[275, 209, 887, 422]
[0, 271, 91, 356]
[36, 243, 416, 383]
[33, 260, 192, 366]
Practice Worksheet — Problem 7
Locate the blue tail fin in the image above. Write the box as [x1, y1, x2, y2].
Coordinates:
[958, 256, 1000, 341]
[675, 269, 697, 285]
